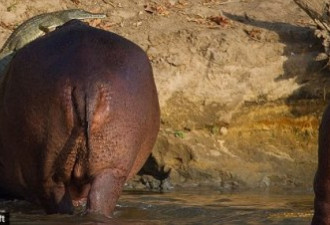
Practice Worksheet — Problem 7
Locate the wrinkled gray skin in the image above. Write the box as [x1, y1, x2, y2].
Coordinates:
[0, 20, 160, 216]
[0, 9, 106, 59]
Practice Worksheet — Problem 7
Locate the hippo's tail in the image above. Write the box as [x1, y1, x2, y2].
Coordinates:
[69, 85, 111, 179]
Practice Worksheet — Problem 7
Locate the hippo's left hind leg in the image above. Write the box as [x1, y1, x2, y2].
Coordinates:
[87, 168, 126, 217]
[42, 181, 74, 214]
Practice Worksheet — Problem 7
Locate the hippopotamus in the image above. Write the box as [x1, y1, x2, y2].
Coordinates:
[0, 20, 160, 216]
[313, 105, 330, 225]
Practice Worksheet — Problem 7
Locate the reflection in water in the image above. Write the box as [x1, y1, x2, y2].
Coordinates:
[0, 190, 313, 225]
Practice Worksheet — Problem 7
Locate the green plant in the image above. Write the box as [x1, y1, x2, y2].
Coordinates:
[174, 130, 185, 138]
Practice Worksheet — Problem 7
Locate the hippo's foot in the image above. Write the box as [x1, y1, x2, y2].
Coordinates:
[87, 168, 126, 217]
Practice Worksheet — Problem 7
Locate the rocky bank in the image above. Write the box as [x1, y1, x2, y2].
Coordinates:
[0, 0, 328, 191]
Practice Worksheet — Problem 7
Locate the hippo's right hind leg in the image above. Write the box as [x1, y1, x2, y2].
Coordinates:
[87, 168, 127, 217]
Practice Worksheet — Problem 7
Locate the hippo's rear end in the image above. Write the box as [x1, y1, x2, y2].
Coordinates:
[0, 20, 160, 216]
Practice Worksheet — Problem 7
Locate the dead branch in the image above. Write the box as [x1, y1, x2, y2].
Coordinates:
[294, 0, 330, 62]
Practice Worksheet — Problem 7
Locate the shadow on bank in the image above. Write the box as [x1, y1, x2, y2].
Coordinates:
[224, 12, 330, 117]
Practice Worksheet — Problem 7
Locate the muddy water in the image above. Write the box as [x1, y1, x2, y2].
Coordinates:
[0, 190, 314, 225]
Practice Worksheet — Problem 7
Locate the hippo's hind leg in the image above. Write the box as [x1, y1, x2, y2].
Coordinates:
[87, 168, 126, 217]
[42, 181, 74, 214]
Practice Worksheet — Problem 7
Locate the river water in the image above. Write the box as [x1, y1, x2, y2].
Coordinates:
[0, 190, 314, 225]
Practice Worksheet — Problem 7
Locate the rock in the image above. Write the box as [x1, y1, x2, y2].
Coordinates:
[314, 52, 328, 61]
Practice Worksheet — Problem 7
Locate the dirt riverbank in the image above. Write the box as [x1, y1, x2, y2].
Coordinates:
[0, 0, 327, 191]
